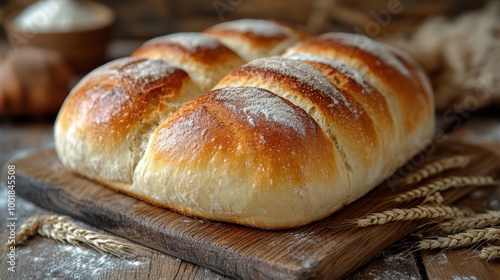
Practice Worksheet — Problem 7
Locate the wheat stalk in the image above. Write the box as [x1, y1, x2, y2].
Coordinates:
[354, 205, 466, 227]
[14, 216, 42, 245]
[401, 155, 471, 186]
[418, 228, 500, 250]
[7, 215, 142, 259]
[478, 245, 500, 261]
[435, 211, 500, 233]
[422, 192, 444, 205]
[393, 176, 498, 203]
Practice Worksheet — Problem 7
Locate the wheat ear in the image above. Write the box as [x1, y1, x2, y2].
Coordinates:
[3, 216, 42, 252]
[418, 228, 500, 250]
[393, 176, 498, 203]
[401, 155, 471, 186]
[354, 205, 465, 227]
[8, 215, 142, 259]
[422, 192, 444, 205]
[435, 211, 500, 233]
[478, 245, 500, 261]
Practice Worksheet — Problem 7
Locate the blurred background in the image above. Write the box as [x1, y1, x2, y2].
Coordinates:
[0, 0, 489, 39]
[0, 0, 497, 120]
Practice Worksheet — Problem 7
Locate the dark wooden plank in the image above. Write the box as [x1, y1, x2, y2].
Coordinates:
[450, 114, 500, 156]
[345, 245, 422, 279]
[0, 122, 53, 165]
[420, 184, 500, 279]
[2, 141, 499, 279]
[414, 113, 500, 278]
[0, 213, 227, 280]
[0, 121, 229, 280]
[422, 247, 500, 280]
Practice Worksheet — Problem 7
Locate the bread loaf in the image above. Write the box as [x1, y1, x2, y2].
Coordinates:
[204, 19, 314, 61]
[54, 19, 434, 229]
[131, 32, 244, 92]
[0, 47, 72, 117]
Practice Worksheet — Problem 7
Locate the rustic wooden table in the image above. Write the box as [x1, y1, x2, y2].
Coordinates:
[1, 40, 499, 279]
[1, 113, 499, 280]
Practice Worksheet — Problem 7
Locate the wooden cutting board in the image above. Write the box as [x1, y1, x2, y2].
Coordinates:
[3, 141, 500, 279]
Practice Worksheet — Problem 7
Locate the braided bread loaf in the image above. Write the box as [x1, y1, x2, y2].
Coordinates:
[54, 19, 434, 229]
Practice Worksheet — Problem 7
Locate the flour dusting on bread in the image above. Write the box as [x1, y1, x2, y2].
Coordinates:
[248, 57, 358, 115]
[215, 87, 310, 136]
[147, 32, 222, 51]
[328, 33, 411, 77]
[286, 52, 373, 94]
[209, 19, 286, 37]
[122, 59, 177, 85]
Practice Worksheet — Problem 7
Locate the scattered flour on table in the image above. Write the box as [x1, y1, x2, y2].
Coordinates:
[349, 250, 420, 280]
[285, 232, 319, 245]
[489, 198, 500, 209]
[18, 242, 147, 279]
[437, 252, 449, 265]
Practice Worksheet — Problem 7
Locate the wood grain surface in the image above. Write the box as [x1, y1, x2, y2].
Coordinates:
[420, 167, 500, 280]
[3, 140, 499, 279]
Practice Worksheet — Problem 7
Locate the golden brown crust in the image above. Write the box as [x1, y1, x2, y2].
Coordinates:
[286, 33, 435, 156]
[215, 57, 384, 198]
[204, 27, 288, 51]
[284, 52, 399, 171]
[132, 32, 242, 66]
[54, 56, 203, 184]
[203, 19, 314, 61]
[131, 33, 245, 92]
[132, 87, 347, 229]
[57, 57, 190, 142]
[386, 44, 434, 105]
[55, 21, 435, 229]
